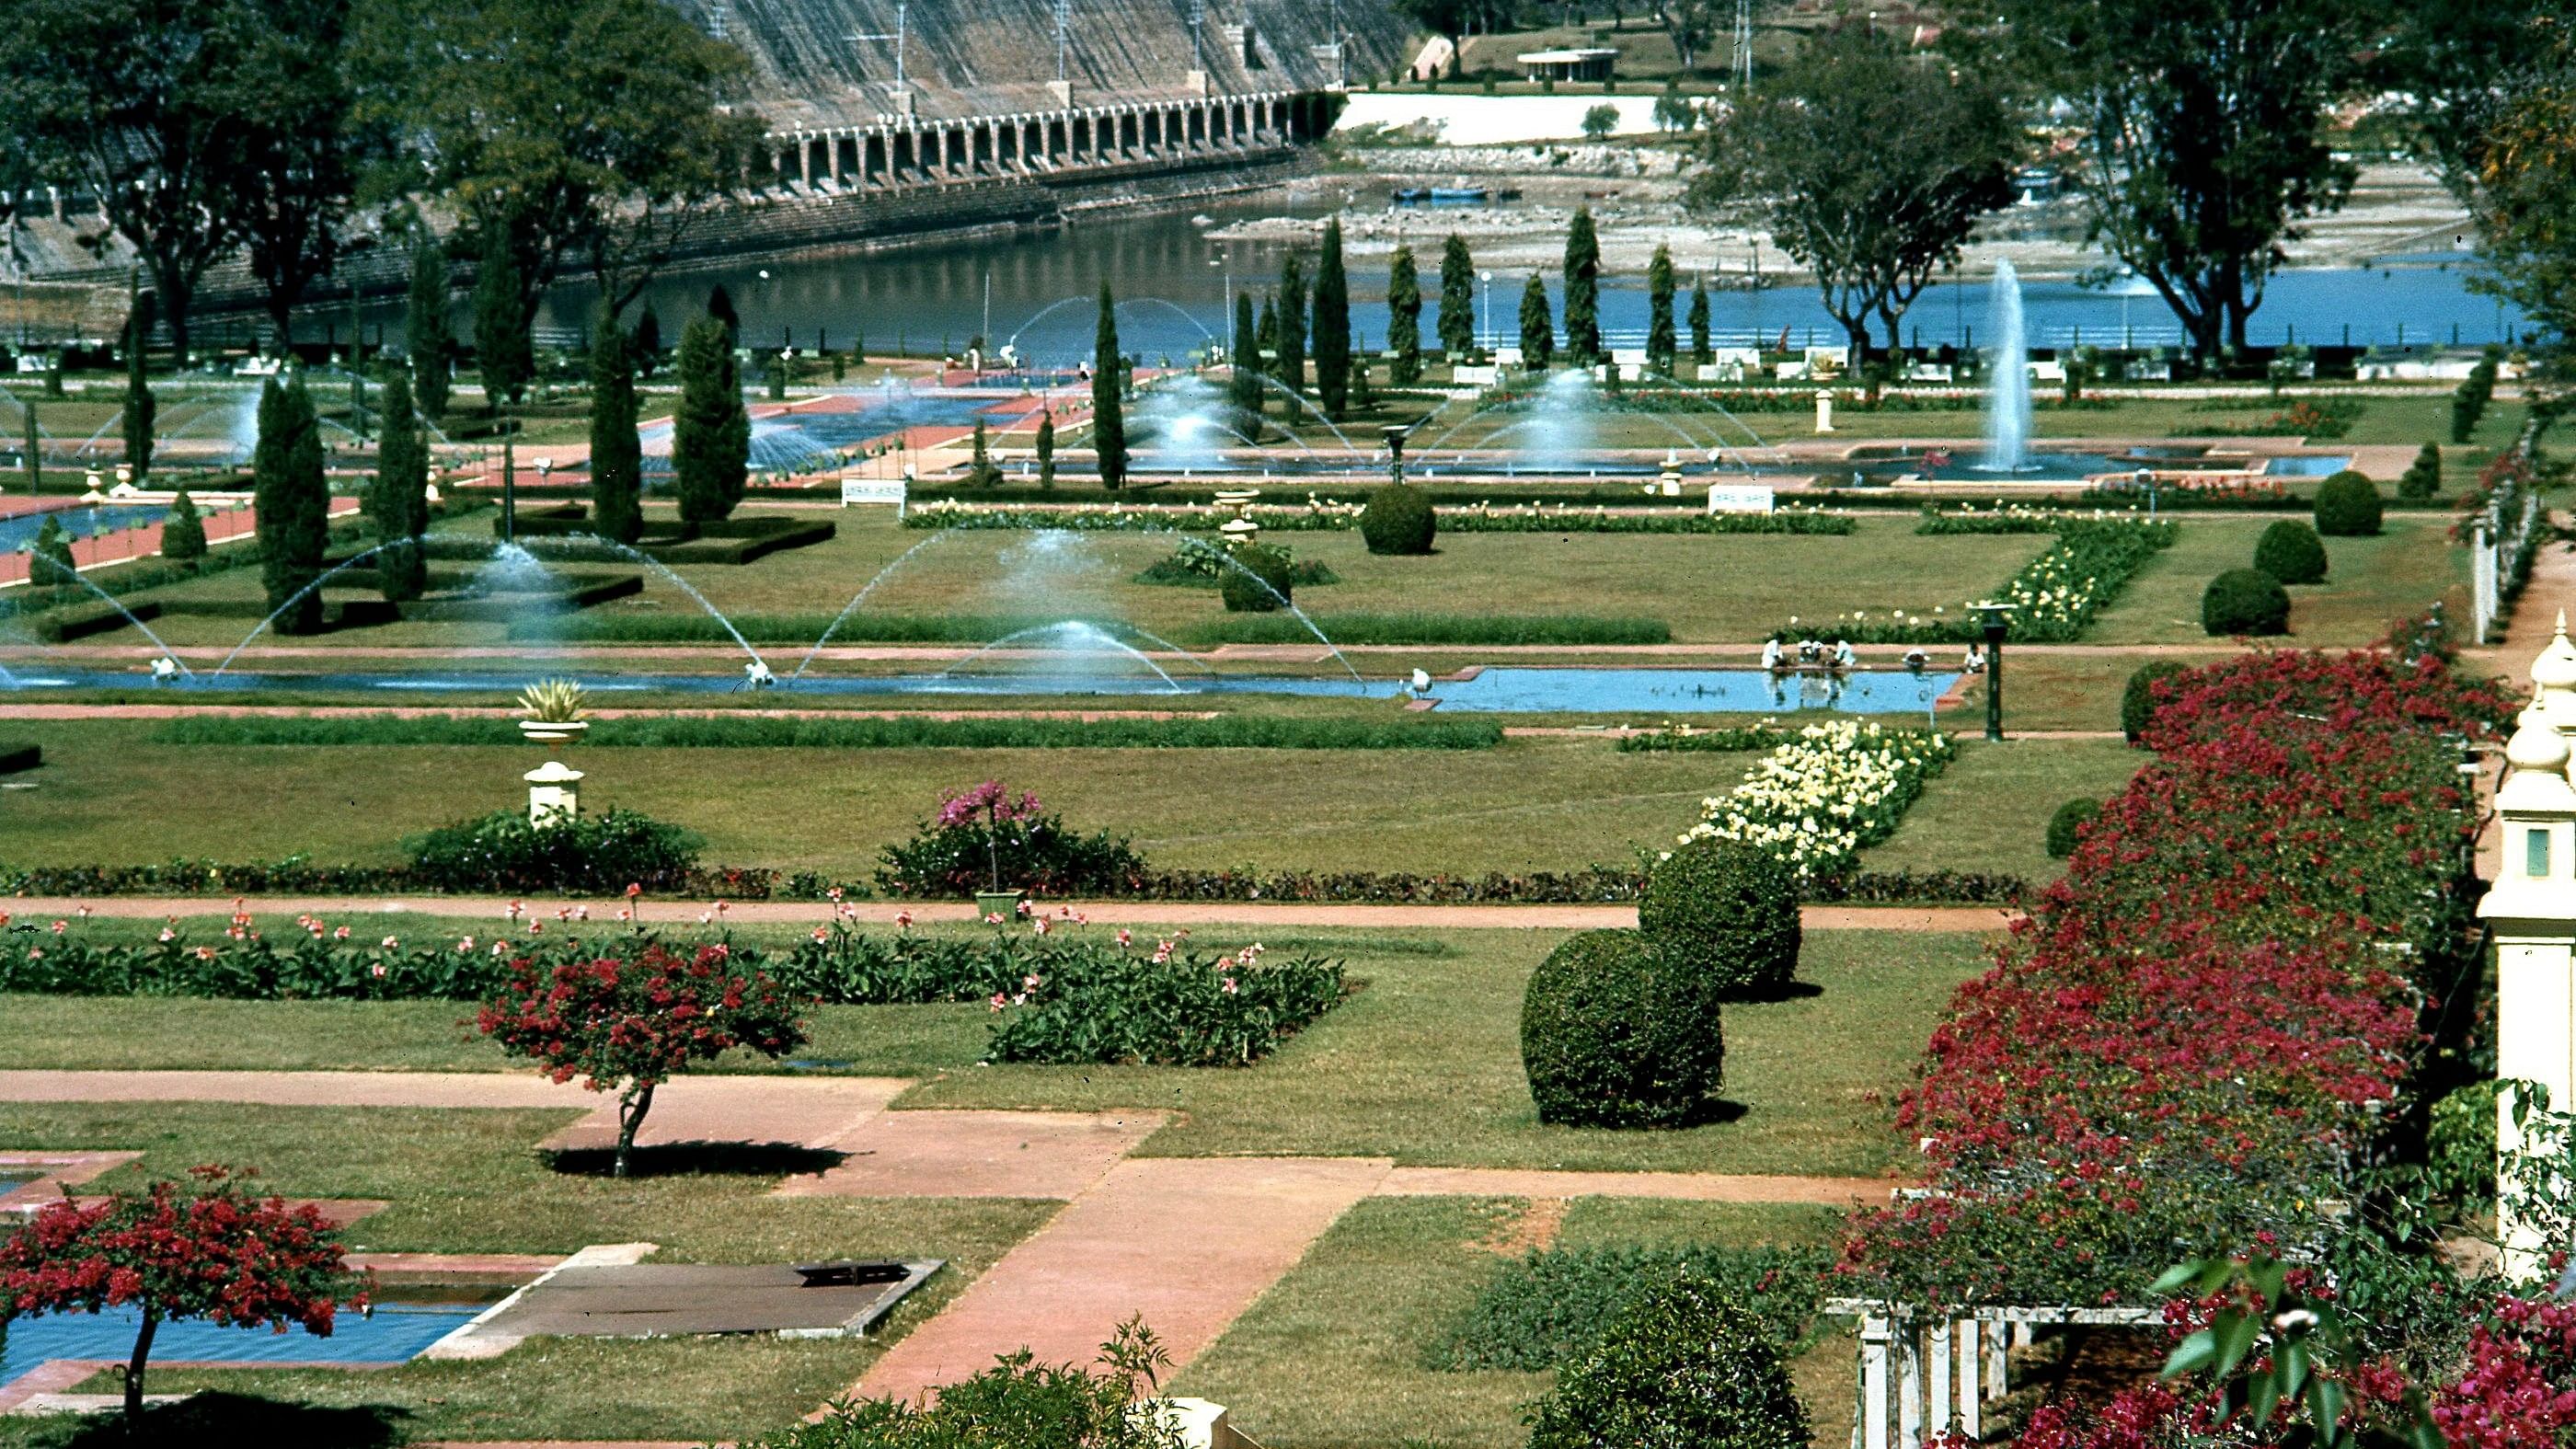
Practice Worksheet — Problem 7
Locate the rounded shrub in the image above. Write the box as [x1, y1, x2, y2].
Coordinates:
[2045, 799, 2101, 859]
[2251, 519, 2328, 584]
[1358, 482, 1437, 555]
[1525, 1270, 1810, 1449]
[1638, 840, 1800, 998]
[407, 808, 701, 894]
[2202, 568, 2291, 637]
[2398, 442, 2443, 500]
[159, 489, 208, 563]
[1520, 929, 1724, 1130]
[1217, 543, 1294, 613]
[2120, 660, 2191, 744]
[2312, 470, 2383, 536]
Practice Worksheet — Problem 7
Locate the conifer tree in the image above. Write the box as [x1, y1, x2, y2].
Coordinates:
[1256, 294, 1279, 362]
[1438, 233, 1476, 356]
[631, 306, 663, 377]
[1386, 242, 1424, 385]
[122, 287, 155, 480]
[1312, 220, 1352, 419]
[1036, 410, 1057, 489]
[1688, 281, 1713, 366]
[21, 404, 36, 492]
[590, 310, 644, 544]
[473, 227, 532, 411]
[707, 284, 741, 345]
[1562, 208, 1603, 364]
[407, 236, 454, 420]
[1091, 283, 1127, 489]
[1646, 245, 1679, 378]
[1520, 274, 1556, 369]
[673, 316, 747, 523]
[27, 514, 75, 587]
[252, 375, 328, 634]
[1230, 292, 1263, 424]
[160, 489, 207, 564]
[1275, 255, 1307, 396]
[370, 373, 428, 601]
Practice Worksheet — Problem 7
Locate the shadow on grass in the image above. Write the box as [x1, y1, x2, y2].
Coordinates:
[538, 1141, 847, 1179]
[37, 1392, 408, 1448]
[1721, 980, 1827, 1006]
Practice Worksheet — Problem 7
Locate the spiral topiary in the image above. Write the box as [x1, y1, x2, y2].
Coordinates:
[2251, 519, 2328, 584]
[1520, 929, 1724, 1129]
[2312, 470, 2383, 537]
[1358, 481, 1437, 555]
[1638, 840, 1801, 998]
[1217, 543, 1294, 613]
[2202, 568, 2292, 637]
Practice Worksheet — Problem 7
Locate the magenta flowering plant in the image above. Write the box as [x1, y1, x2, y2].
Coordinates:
[936, 781, 1043, 831]
[880, 783, 1146, 899]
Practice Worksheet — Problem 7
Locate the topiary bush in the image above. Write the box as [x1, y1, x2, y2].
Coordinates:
[159, 490, 207, 563]
[1520, 929, 1724, 1129]
[2202, 568, 2292, 637]
[2045, 798, 2101, 859]
[1359, 482, 1437, 555]
[1218, 542, 1295, 613]
[2398, 442, 2443, 500]
[2312, 470, 2383, 536]
[407, 808, 702, 894]
[2252, 519, 2328, 584]
[1524, 1269, 1811, 1449]
[1637, 840, 1800, 998]
[2121, 660, 2190, 744]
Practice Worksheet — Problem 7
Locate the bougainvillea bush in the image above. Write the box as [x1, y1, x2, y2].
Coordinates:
[477, 940, 807, 1177]
[0, 1166, 365, 1420]
[875, 782, 1148, 898]
[1839, 649, 2515, 1311]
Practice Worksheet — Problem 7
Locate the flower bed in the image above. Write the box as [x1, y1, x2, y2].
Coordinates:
[1775, 516, 2176, 645]
[1836, 650, 2515, 1309]
[1673, 722, 1954, 881]
[904, 498, 1855, 535]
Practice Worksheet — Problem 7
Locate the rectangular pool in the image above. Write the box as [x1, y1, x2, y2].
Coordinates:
[0, 1301, 487, 1386]
[1432, 668, 1958, 715]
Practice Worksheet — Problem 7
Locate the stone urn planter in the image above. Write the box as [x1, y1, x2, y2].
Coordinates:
[519, 719, 590, 753]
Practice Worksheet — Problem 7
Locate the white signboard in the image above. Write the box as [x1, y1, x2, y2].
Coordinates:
[1708, 485, 1776, 515]
[841, 477, 908, 517]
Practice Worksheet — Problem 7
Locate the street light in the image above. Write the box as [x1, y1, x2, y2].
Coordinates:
[1970, 601, 2016, 742]
[1478, 270, 1493, 353]
[1383, 422, 1409, 486]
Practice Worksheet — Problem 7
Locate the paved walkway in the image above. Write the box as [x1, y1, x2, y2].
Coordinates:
[0, 896, 2015, 933]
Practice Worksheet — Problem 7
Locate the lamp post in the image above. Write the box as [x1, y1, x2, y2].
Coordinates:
[1478, 270, 1493, 353]
[1383, 422, 1408, 486]
[2134, 466, 2156, 519]
[1971, 601, 2015, 742]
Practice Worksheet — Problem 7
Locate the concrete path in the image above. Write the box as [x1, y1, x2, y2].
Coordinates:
[1375, 1166, 1895, 1205]
[855, 1156, 1395, 1403]
[0, 897, 2016, 933]
[776, 1110, 1168, 1201]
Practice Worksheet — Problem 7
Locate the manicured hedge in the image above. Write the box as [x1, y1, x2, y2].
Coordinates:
[147, 714, 1507, 752]
[1520, 929, 1725, 1129]
[510, 610, 1673, 648]
[1427, 1243, 1825, 1372]
[1524, 1271, 1811, 1449]
[2044, 798, 2099, 859]
[1639, 842, 1801, 998]
[2202, 567, 2292, 636]
[2252, 519, 2329, 584]
[1190, 612, 1672, 646]
[2120, 660, 2191, 743]
[1359, 482, 1438, 554]
[2312, 470, 2384, 536]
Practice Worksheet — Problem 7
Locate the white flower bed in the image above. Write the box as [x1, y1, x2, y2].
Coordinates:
[1673, 721, 1954, 880]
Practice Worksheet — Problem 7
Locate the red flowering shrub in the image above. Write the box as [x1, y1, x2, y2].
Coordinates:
[1841, 650, 2513, 1310]
[0, 1165, 364, 1420]
[476, 941, 807, 1177]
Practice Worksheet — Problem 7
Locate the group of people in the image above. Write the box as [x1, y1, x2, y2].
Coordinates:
[1761, 638, 1987, 674]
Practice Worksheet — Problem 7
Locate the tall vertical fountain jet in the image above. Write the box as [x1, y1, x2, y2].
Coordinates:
[1983, 259, 2032, 473]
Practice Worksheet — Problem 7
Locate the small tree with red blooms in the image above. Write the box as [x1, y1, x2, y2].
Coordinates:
[476, 940, 807, 1178]
[0, 1165, 365, 1421]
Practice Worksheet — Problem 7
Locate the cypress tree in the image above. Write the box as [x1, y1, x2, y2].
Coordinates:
[21, 403, 35, 492]
[160, 489, 208, 564]
[122, 287, 155, 480]
[1230, 292, 1263, 424]
[371, 372, 428, 600]
[1519, 274, 1556, 369]
[1438, 233, 1476, 356]
[707, 284, 741, 345]
[1256, 294, 1279, 362]
[1091, 283, 1127, 489]
[1688, 282, 1713, 366]
[473, 227, 532, 412]
[407, 235, 453, 420]
[968, 418, 999, 488]
[673, 316, 748, 523]
[1386, 242, 1423, 385]
[252, 375, 328, 634]
[590, 310, 644, 545]
[28, 515, 75, 587]
[1563, 207, 1602, 365]
[1646, 244, 1678, 380]
[1036, 410, 1057, 489]
[632, 306, 663, 378]
[1312, 220, 1351, 419]
[1275, 254, 1307, 396]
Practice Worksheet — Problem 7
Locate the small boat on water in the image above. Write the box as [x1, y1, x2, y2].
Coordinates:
[1390, 186, 1501, 206]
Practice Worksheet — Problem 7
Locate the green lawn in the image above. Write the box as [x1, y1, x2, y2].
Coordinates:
[0, 924, 1991, 1177]
[1861, 737, 2145, 884]
[2087, 515, 2465, 647]
[1176, 1195, 1858, 1449]
[0, 723, 1747, 875]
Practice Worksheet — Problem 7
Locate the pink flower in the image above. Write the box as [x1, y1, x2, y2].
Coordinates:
[381, 936, 399, 949]
[811, 926, 830, 943]
[73, 905, 89, 919]
[1017, 899, 1034, 917]
[989, 993, 1008, 1012]
[626, 882, 643, 899]
[457, 936, 476, 952]
[504, 900, 523, 921]
[1116, 929, 1133, 948]
[526, 922, 543, 935]
[1023, 973, 1042, 990]
[1221, 977, 1238, 995]
[370, 963, 387, 978]
[828, 887, 844, 903]
[1032, 916, 1052, 936]
[983, 913, 1004, 926]
[157, 928, 175, 943]
[333, 926, 351, 940]
[895, 911, 914, 929]
[573, 905, 590, 922]
[49, 920, 65, 935]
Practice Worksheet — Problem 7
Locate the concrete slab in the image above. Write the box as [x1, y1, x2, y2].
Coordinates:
[775, 1110, 1168, 1201]
[425, 1243, 657, 1362]
[0, 1070, 591, 1109]
[856, 1156, 1393, 1403]
[469, 1260, 939, 1340]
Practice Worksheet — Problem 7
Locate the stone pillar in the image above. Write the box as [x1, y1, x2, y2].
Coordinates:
[2480, 615, 2576, 1282]
[526, 759, 582, 825]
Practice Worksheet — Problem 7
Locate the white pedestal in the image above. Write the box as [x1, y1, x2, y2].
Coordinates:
[1813, 389, 1835, 433]
[525, 759, 583, 825]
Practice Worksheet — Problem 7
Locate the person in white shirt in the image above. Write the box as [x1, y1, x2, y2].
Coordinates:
[1832, 638, 1857, 671]
[1760, 637, 1783, 672]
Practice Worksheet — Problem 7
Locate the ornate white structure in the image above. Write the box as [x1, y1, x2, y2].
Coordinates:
[2479, 615, 2576, 1280]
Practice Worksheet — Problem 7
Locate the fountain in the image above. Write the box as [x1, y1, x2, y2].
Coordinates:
[1981, 259, 2034, 475]
[934, 620, 1191, 694]
[789, 530, 959, 681]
